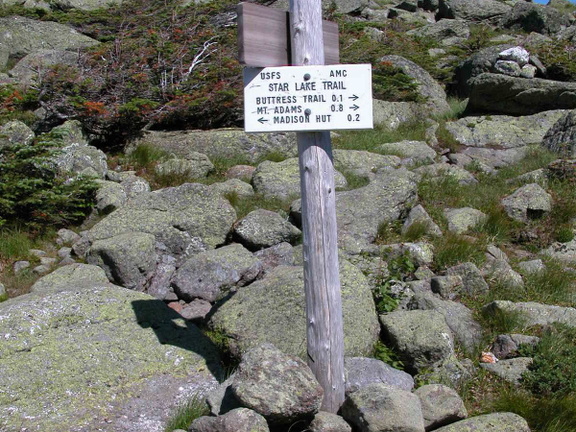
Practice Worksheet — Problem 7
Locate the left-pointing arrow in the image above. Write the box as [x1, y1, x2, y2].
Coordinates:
[258, 117, 268, 124]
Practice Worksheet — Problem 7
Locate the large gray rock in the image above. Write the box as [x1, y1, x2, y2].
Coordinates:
[483, 300, 576, 328]
[467, 73, 576, 116]
[8, 49, 79, 85]
[86, 183, 236, 257]
[231, 344, 323, 424]
[233, 209, 301, 250]
[171, 243, 262, 302]
[95, 180, 127, 215]
[444, 207, 487, 234]
[155, 154, 214, 179]
[481, 245, 524, 289]
[30, 263, 109, 293]
[446, 262, 489, 296]
[344, 357, 415, 395]
[453, 44, 514, 97]
[414, 163, 478, 185]
[209, 262, 380, 359]
[455, 146, 531, 171]
[480, 357, 533, 385]
[0, 120, 35, 148]
[86, 232, 157, 291]
[500, 1, 574, 35]
[410, 292, 483, 354]
[0, 16, 99, 68]
[296, 168, 417, 255]
[444, 110, 567, 149]
[433, 412, 530, 432]
[407, 19, 470, 41]
[309, 412, 352, 432]
[402, 205, 443, 237]
[414, 384, 468, 431]
[543, 238, 576, 264]
[51, 120, 108, 178]
[341, 383, 425, 432]
[437, 0, 511, 22]
[380, 310, 455, 373]
[333, 149, 401, 180]
[190, 408, 269, 432]
[252, 157, 346, 200]
[501, 183, 552, 223]
[378, 55, 450, 113]
[542, 109, 576, 157]
[50, 0, 124, 10]
[376, 140, 437, 165]
[372, 100, 428, 130]
[130, 129, 297, 164]
[0, 274, 221, 432]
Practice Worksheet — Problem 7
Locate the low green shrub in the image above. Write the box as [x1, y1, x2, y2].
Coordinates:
[520, 324, 576, 397]
[373, 340, 404, 370]
[372, 61, 425, 103]
[0, 132, 98, 230]
[528, 39, 576, 82]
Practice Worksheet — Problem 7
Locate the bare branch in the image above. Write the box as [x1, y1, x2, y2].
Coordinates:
[182, 38, 218, 79]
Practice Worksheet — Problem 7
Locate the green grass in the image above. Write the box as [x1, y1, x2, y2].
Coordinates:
[432, 232, 487, 270]
[0, 229, 35, 261]
[126, 143, 170, 167]
[491, 390, 576, 432]
[163, 393, 209, 432]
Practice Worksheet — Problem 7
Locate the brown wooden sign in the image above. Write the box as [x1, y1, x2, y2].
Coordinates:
[237, 2, 339, 67]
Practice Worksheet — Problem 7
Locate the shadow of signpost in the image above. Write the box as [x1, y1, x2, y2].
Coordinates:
[131, 298, 224, 381]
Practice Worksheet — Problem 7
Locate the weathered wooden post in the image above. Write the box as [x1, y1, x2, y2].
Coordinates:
[288, 0, 345, 413]
[239, 1, 373, 412]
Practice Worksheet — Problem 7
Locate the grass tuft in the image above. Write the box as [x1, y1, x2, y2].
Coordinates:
[164, 393, 209, 432]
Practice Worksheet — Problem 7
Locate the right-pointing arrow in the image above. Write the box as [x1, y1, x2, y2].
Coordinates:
[350, 104, 359, 111]
[348, 94, 359, 101]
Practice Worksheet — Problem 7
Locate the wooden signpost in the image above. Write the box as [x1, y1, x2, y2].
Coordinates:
[238, 0, 373, 413]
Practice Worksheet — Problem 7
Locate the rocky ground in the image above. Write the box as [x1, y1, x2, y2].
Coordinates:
[1, 0, 576, 431]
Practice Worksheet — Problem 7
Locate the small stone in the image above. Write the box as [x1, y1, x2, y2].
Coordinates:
[32, 265, 51, 275]
[444, 207, 487, 234]
[520, 64, 537, 79]
[480, 357, 533, 385]
[431, 275, 463, 300]
[13, 261, 30, 273]
[226, 165, 256, 181]
[415, 384, 468, 430]
[517, 259, 545, 274]
[56, 228, 81, 246]
[29, 249, 47, 257]
[40, 257, 57, 266]
[494, 60, 522, 77]
[180, 299, 212, 322]
[498, 46, 530, 66]
[57, 247, 73, 260]
[309, 411, 352, 432]
[167, 301, 183, 313]
[342, 383, 425, 432]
